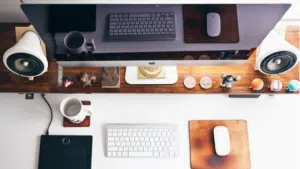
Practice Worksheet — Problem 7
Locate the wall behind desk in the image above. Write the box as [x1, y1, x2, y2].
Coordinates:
[0, 1, 28, 23]
[0, 0, 299, 23]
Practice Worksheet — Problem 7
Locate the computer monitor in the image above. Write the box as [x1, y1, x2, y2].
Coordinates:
[21, 3, 291, 67]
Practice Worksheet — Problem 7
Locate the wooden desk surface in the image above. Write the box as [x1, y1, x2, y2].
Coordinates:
[0, 23, 299, 94]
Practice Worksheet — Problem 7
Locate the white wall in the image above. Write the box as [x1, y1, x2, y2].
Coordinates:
[282, 0, 300, 20]
[0, 0, 299, 23]
[0, 1, 28, 23]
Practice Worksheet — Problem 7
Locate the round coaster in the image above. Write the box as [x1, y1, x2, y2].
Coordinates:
[199, 55, 211, 60]
[200, 77, 213, 89]
[184, 76, 196, 89]
[183, 55, 195, 60]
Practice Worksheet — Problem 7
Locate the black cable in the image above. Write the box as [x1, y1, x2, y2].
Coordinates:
[41, 93, 53, 135]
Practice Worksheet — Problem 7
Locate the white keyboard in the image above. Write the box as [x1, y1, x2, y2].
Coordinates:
[106, 124, 179, 158]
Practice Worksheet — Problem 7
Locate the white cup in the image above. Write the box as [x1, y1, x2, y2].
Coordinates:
[60, 97, 92, 123]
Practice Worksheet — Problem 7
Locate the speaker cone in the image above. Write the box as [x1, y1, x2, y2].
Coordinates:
[6, 53, 44, 76]
[260, 51, 297, 74]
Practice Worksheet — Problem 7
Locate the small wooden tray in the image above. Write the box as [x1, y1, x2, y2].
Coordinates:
[183, 5, 239, 43]
[63, 101, 91, 127]
[60, 67, 101, 88]
[189, 120, 250, 169]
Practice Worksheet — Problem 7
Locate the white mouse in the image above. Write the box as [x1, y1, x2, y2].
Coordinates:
[213, 126, 230, 156]
[206, 13, 221, 37]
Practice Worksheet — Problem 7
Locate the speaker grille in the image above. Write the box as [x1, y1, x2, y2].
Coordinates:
[260, 51, 297, 74]
[7, 53, 45, 76]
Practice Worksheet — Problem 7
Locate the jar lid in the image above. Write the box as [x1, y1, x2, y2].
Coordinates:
[184, 76, 196, 89]
[200, 77, 213, 89]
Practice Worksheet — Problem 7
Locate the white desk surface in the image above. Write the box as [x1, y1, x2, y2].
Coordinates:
[0, 93, 299, 169]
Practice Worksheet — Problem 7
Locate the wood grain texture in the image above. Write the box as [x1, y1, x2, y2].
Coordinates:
[189, 120, 250, 169]
[0, 23, 298, 94]
[63, 101, 91, 127]
[183, 5, 239, 43]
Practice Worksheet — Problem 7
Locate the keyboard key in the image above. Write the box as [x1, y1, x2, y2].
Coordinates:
[108, 147, 118, 151]
[129, 152, 153, 157]
[129, 13, 151, 18]
[136, 142, 141, 146]
[108, 142, 115, 146]
[123, 152, 128, 156]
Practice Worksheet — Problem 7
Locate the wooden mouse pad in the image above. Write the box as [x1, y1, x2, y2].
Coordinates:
[189, 120, 250, 169]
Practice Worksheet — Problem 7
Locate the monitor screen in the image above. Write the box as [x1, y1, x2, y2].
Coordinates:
[49, 5, 96, 33]
[21, 4, 290, 66]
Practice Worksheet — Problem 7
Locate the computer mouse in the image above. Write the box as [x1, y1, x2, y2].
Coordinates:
[213, 126, 230, 156]
[206, 13, 221, 37]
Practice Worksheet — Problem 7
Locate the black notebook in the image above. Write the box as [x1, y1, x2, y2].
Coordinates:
[38, 135, 92, 169]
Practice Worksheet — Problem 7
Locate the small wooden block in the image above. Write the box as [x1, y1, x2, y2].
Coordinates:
[102, 67, 120, 88]
[63, 100, 91, 127]
[138, 67, 166, 79]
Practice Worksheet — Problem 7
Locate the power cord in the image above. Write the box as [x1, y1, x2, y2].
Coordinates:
[41, 93, 53, 135]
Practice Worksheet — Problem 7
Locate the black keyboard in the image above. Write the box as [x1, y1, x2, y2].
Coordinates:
[107, 12, 176, 41]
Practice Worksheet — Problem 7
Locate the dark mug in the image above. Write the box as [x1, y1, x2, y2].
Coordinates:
[64, 31, 95, 55]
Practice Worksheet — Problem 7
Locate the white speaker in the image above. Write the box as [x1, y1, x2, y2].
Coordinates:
[255, 30, 299, 75]
[3, 31, 48, 80]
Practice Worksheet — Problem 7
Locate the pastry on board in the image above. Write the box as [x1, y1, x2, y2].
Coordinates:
[139, 66, 163, 78]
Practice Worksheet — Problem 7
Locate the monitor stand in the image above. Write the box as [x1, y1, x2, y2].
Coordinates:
[125, 66, 178, 85]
